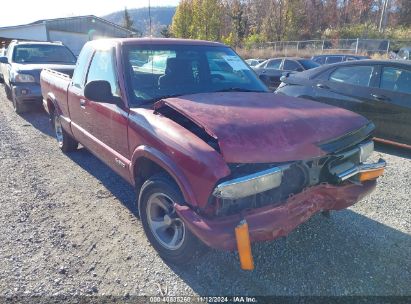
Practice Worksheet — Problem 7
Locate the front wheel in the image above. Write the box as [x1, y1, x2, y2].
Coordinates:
[139, 174, 203, 264]
[12, 91, 26, 114]
[52, 112, 78, 152]
[4, 84, 12, 100]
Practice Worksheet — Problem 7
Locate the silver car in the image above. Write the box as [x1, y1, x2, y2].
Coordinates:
[397, 47, 411, 60]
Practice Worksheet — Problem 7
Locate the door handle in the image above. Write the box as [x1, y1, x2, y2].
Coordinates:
[316, 83, 329, 89]
[371, 94, 389, 101]
[80, 99, 86, 109]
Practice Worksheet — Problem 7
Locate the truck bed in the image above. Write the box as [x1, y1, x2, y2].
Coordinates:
[40, 68, 72, 115]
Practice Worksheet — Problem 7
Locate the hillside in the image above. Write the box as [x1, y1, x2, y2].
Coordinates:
[103, 6, 176, 36]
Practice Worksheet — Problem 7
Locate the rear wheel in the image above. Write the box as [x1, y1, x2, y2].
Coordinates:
[139, 174, 203, 264]
[52, 112, 78, 152]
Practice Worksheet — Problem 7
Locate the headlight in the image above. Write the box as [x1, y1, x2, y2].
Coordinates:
[359, 141, 374, 163]
[213, 167, 283, 199]
[14, 73, 35, 83]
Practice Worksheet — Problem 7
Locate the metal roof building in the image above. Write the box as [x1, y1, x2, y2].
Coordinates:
[0, 15, 135, 55]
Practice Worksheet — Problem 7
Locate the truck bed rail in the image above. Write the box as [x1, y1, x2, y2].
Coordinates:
[42, 68, 71, 79]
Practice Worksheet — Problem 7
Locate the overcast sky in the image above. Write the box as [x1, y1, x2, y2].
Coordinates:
[0, 0, 180, 27]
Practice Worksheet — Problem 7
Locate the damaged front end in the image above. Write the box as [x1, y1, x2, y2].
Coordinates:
[175, 136, 385, 270]
[207, 140, 384, 218]
[155, 95, 385, 270]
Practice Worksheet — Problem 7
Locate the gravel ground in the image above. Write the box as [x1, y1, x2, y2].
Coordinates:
[0, 85, 410, 299]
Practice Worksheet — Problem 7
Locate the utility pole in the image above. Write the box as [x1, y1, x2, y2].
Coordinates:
[379, 0, 389, 33]
[148, 0, 152, 37]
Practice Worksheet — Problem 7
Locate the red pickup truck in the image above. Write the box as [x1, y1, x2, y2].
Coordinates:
[40, 38, 385, 270]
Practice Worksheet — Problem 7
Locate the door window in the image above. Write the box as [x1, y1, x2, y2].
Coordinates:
[326, 56, 343, 64]
[329, 66, 374, 87]
[380, 67, 411, 94]
[266, 59, 282, 69]
[86, 49, 120, 97]
[312, 57, 324, 64]
[283, 60, 302, 71]
[72, 44, 93, 89]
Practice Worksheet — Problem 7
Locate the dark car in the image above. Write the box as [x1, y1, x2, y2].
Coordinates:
[276, 59, 411, 147]
[311, 54, 370, 65]
[0, 40, 76, 113]
[253, 57, 319, 89]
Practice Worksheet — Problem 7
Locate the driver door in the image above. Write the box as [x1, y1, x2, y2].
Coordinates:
[74, 47, 131, 181]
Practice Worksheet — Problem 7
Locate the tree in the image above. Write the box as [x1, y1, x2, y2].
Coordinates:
[171, 0, 410, 45]
[224, 0, 247, 46]
[160, 26, 173, 38]
[398, 0, 411, 25]
[122, 7, 134, 31]
[172, 0, 222, 41]
[171, 0, 194, 38]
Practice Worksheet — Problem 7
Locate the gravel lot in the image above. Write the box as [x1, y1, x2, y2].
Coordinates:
[0, 84, 410, 299]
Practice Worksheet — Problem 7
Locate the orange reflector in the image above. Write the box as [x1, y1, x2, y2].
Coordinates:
[359, 168, 385, 182]
[235, 220, 254, 271]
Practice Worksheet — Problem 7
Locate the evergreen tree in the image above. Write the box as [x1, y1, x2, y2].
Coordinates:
[122, 7, 134, 31]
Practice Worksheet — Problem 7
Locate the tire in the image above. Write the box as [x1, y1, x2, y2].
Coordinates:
[52, 111, 78, 152]
[11, 91, 26, 114]
[5, 84, 11, 100]
[139, 173, 203, 264]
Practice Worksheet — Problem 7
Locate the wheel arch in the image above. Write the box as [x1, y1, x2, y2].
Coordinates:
[46, 92, 61, 116]
[130, 145, 197, 210]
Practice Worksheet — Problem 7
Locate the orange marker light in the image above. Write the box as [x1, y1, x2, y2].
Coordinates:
[359, 168, 385, 182]
[235, 220, 254, 271]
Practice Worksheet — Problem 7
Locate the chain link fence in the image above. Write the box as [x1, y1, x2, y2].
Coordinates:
[252, 38, 411, 56]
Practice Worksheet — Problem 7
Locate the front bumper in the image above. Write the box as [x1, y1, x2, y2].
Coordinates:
[336, 158, 386, 182]
[175, 180, 376, 251]
[12, 83, 42, 104]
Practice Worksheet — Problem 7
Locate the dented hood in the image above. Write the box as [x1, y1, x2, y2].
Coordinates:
[155, 92, 370, 163]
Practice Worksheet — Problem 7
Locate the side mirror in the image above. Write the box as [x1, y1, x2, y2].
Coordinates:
[281, 72, 290, 81]
[0, 56, 8, 64]
[84, 80, 119, 105]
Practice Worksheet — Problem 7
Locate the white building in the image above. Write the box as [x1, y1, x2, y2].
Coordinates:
[0, 15, 135, 55]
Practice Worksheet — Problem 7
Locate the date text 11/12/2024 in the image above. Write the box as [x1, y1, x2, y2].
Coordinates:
[149, 296, 257, 303]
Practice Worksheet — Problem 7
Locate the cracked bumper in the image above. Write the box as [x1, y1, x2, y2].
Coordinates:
[175, 181, 376, 251]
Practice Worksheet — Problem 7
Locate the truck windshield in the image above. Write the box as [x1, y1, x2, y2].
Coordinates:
[123, 44, 268, 106]
[12, 44, 76, 64]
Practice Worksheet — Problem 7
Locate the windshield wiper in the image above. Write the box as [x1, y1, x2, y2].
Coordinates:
[214, 88, 263, 93]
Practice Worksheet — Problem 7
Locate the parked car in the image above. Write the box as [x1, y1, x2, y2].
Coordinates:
[276, 59, 411, 147]
[0, 40, 76, 113]
[245, 58, 265, 67]
[396, 47, 411, 60]
[40, 38, 385, 269]
[253, 57, 320, 89]
[311, 54, 370, 65]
